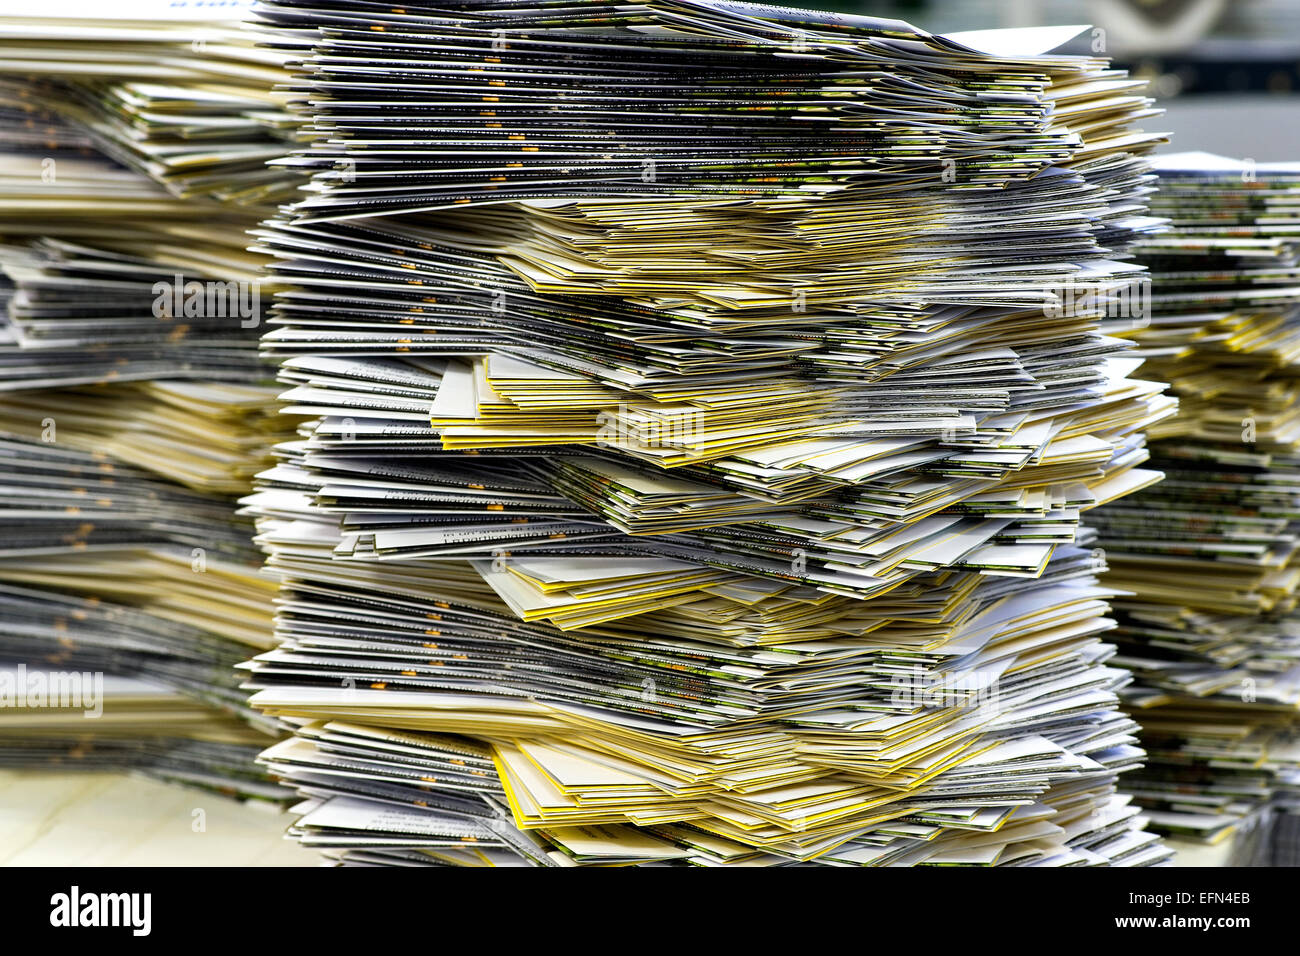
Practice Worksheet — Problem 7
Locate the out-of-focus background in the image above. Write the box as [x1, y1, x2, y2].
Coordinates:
[822, 0, 1300, 159]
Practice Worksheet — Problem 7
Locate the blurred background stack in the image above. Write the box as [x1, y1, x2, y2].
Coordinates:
[1092, 153, 1300, 866]
[0, 3, 305, 804]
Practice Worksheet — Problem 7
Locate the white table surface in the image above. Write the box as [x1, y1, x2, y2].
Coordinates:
[0, 770, 317, 866]
[0, 769, 1233, 867]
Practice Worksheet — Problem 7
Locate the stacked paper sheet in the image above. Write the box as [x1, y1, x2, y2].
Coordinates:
[0, 1, 299, 801]
[0, 4, 305, 204]
[1093, 152, 1300, 848]
[238, 0, 1177, 865]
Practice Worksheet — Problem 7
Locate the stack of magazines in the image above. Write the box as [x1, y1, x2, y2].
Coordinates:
[1094, 152, 1300, 856]
[0, 1, 302, 802]
[238, 1, 1176, 865]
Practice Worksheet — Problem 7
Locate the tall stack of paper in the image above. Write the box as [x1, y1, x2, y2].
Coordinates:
[239, 0, 1177, 865]
[0, 1, 301, 801]
[1092, 152, 1300, 854]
